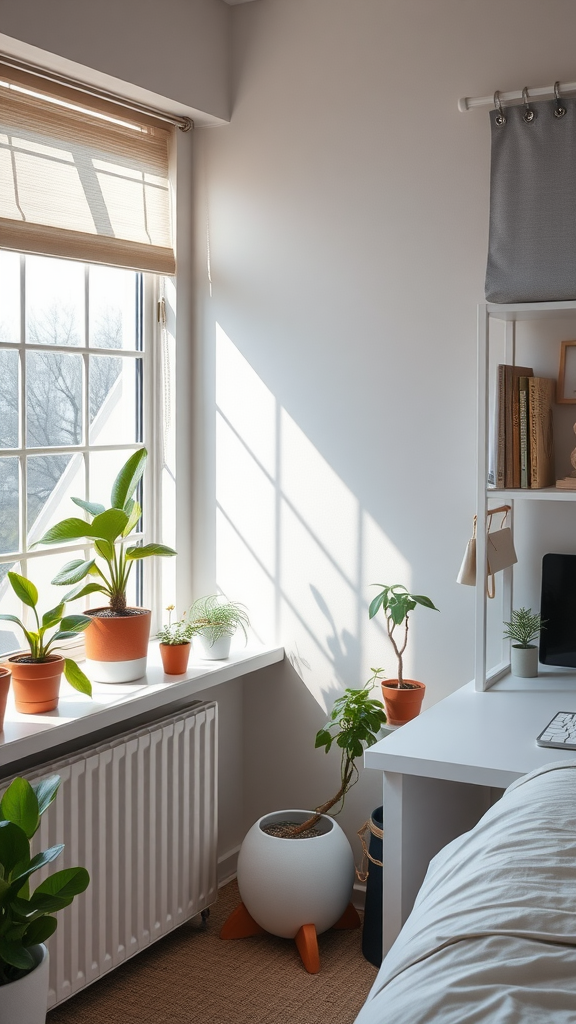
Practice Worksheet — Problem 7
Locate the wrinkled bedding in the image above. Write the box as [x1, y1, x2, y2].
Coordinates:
[355, 761, 576, 1023]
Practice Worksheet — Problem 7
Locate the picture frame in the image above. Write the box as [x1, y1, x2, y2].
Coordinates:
[557, 341, 576, 404]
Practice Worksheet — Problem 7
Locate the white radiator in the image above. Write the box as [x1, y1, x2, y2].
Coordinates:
[3, 700, 218, 1008]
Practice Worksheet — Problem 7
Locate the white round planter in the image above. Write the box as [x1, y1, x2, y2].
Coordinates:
[0, 944, 49, 1024]
[195, 631, 232, 660]
[237, 809, 354, 939]
[511, 644, 539, 678]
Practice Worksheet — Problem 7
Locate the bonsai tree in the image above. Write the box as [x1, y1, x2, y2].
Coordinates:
[0, 774, 89, 985]
[156, 605, 191, 646]
[186, 596, 249, 647]
[368, 583, 438, 688]
[0, 572, 92, 695]
[35, 448, 176, 614]
[503, 607, 546, 648]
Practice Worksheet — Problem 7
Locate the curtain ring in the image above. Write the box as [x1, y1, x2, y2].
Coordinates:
[494, 90, 506, 126]
[522, 86, 536, 123]
[554, 80, 566, 118]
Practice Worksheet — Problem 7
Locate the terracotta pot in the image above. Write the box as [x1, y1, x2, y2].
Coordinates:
[9, 654, 64, 714]
[380, 679, 425, 727]
[84, 607, 151, 683]
[160, 642, 191, 675]
[0, 665, 11, 730]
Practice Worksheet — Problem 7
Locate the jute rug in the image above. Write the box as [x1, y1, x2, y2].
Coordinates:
[48, 880, 377, 1024]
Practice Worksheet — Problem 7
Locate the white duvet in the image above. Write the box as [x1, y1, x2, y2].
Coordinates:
[355, 761, 576, 1024]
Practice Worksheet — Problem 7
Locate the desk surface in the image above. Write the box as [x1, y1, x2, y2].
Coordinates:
[365, 669, 576, 789]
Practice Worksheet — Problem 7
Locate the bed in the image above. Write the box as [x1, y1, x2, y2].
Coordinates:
[355, 761, 576, 1023]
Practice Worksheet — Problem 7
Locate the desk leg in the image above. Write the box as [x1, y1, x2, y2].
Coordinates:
[382, 771, 492, 957]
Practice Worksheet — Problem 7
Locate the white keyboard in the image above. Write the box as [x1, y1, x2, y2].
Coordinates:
[537, 712, 576, 750]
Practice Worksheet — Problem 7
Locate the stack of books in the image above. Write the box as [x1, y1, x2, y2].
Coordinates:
[489, 365, 555, 489]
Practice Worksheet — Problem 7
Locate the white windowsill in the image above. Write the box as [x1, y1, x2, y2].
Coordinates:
[0, 642, 284, 771]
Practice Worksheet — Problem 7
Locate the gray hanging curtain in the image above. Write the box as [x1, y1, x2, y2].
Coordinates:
[485, 93, 576, 303]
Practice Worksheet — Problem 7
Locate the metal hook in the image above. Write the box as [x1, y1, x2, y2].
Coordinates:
[494, 90, 506, 126]
[554, 80, 566, 118]
[522, 86, 536, 123]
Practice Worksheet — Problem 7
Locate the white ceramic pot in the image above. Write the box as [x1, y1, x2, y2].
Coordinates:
[195, 631, 232, 660]
[0, 944, 49, 1024]
[237, 809, 354, 939]
[511, 644, 539, 678]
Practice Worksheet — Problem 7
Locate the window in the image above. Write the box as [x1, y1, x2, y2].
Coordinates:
[0, 251, 161, 656]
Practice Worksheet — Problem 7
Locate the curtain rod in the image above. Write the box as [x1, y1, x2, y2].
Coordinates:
[459, 80, 576, 113]
[0, 53, 193, 131]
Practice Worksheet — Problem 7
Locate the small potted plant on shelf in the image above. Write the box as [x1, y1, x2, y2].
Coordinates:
[36, 448, 176, 683]
[368, 583, 438, 726]
[187, 595, 249, 661]
[222, 678, 387, 973]
[503, 607, 546, 678]
[156, 605, 192, 675]
[0, 572, 92, 713]
[0, 774, 90, 1024]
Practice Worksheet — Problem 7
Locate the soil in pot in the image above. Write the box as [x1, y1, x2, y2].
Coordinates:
[160, 642, 191, 675]
[84, 607, 151, 683]
[9, 654, 64, 714]
[381, 679, 425, 726]
[0, 666, 10, 730]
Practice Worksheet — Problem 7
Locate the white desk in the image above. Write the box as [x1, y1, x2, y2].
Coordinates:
[365, 670, 576, 954]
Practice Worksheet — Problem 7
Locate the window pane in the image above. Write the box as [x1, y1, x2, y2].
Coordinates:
[26, 351, 83, 447]
[0, 349, 19, 449]
[0, 458, 19, 554]
[89, 265, 138, 349]
[0, 560, 21, 656]
[0, 252, 20, 345]
[90, 356, 142, 444]
[27, 453, 85, 545]
[25, 551, 91, 621]
[26, 256, 84, 347]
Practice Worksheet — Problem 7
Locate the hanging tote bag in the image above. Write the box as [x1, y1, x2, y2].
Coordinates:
[485, 86, 576, 303]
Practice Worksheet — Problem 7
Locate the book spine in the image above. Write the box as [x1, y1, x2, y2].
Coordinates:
[504, 365, 514, 488]
[496, 365, 505, 488]
[529, 377, 555, 489]
[519, 377, 529, 488]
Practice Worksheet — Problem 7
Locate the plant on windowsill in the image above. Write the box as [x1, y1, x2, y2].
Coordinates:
[368, 583, 439, 726]
[503, 607, 546, 679]
[0, 572, 92, 714]
[0, 774, 90, 1024]
[156, 605, 192, 675]
[186, 595, 249, 661]
[35, 448, 176, 684]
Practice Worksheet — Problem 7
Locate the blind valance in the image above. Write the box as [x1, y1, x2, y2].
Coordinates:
[0, 73, 175, 275]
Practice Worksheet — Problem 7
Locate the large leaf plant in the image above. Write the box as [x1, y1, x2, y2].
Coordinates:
[36, 449, 176, 615]
[0, 774, 89, 986]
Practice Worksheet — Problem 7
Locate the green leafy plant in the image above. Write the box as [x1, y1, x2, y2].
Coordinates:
[503, 607, 546, 649]
[36, 449, 176, 615]
[0, 774, 90, 986]
[368, 583, 438, 688]
[0, 572, 92, 696]
[156, 605, 191, 646]
[186, 596, 249, 646]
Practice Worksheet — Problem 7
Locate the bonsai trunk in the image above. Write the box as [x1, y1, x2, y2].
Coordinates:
[388, 616, 411, 688]
[110, 592, 127, 615]
[276, 763, 355, 838]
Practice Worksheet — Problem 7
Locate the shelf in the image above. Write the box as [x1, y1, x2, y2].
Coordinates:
[491, 666, 576, 692]
[487, 487, 576, 501]
[487, 301, 576, 322]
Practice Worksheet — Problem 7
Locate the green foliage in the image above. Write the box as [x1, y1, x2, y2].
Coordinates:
[0, 573, 92, 697]
[0, 775, 89, 986]
[36, 449, 176, 615]
[368, 583, 438, 686]
[156, 606, 191, 646]
[186, 596, 249, 646]
[503, 607, 546, 648]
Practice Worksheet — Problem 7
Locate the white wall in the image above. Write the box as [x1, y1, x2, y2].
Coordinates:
[194, 0, 576, 846]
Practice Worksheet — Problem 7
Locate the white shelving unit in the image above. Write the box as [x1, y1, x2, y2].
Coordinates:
[476, 301, 576, 691]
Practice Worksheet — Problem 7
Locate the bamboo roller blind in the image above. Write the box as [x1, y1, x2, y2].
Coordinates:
[0, 70, 175, 275]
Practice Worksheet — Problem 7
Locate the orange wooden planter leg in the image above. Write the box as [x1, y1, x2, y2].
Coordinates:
[295, 923, 320, 974]
[332, 902, 361, 930]
[220, 902, 265, 940]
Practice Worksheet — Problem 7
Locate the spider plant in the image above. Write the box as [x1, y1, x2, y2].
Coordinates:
[186, 596, 249, 646]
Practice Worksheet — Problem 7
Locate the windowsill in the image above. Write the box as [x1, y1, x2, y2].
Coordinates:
[0, 641, 284, 771]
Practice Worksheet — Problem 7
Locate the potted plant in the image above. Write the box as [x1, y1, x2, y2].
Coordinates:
[222, 679, 387, 973]
[503, 607, 545, 678]
[0, 774, 90, 1024]
[0, 572, 92, 713]
[156, 605, 192, 675]
[0, 666, 11, 732]
[368, 583, 438, 726]
[187, 595, 249, 660]
[36, 448, 176, 683]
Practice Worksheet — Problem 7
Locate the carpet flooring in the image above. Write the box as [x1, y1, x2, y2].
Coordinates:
[47, 880, 378, 1024]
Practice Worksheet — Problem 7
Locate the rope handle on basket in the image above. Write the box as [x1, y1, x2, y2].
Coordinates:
[356, 817, 384, 883]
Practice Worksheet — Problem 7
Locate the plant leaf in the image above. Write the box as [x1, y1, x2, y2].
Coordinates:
[411, 594, 439, 611]
[0, 779, 39, 840]
[0, 937, 35, 970]
[62, 582, 108, 604]
[368, 592, 385, 619]
[23, 915, 58, 947]
[37, 518, 94, 545]
[51, 559, 95, 586]
[91, 508, 129, 543]
[94, 539, 115, 562]
[11, 845, 64, 887]
[7, 572, 38, 609]
[0, 820, 30, 874]
[63, 660, 92, 697]
[59, 614, 92, 633]
[125, 543, 177, 561]
[122, 500, 141, 538]
[31, 776, 60, 817]
[70, 497, 105, 517]
[111, 448, 147, 510]
[0, 613, 25, 629]
[41, 604, 65, 629]
[34, 866, 90, 901]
